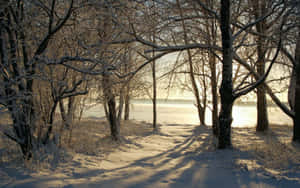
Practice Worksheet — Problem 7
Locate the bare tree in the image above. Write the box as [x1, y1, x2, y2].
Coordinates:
[292, 28, 300, 142]
[204, 0, 220, 135]
[0, 0, 74, 159]
[282, 0, 300, 142]
[176, 0, 207, 126]
[127, 0, 285, 148]
[217, 0, 285, 148]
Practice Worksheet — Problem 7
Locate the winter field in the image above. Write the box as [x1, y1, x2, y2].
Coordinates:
[85, 100, 293, 127]
[1, 102, 300, 188]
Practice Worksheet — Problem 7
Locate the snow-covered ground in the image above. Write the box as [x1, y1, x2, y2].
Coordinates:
[1, 119, 300, 188]
[84, 102, 292, 127]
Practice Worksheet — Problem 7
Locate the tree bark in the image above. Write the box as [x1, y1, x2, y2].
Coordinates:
[0, 10, 33, 159]
[7, 98, 34, 160]
[204, 0, 219, 135]
[124, 47, 131, 121]
[256, 80, 269, 131]
[152, 58, 157, 130]
[67, 96, 76, 127]
[103, 100, 109, 119]
[253, 0, 269, 132]
[293, 67, 300, 142]
[43, 100, 58, 144]
[107, 96, 120, 141]
[59, 99, 69, 128]
[293, 28, 300, 142]
[16, 108, 33, 160]
[152, 31, 157, 130]
[209, 51, 219, 135]
[218, 0, 234, 149]
[189, 55, 206, 126]
[102, 74, 120, 141]
[288, 69, 296, 111]
[117, 89, 124, 123]
[124, 90, 130, 120]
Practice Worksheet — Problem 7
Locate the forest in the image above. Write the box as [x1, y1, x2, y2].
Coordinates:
[1, 0, 300, 187]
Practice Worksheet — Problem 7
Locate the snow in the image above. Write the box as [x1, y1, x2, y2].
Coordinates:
[1, 119, 300, 188]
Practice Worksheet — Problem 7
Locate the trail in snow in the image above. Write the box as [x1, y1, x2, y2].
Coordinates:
[1, 121, 300, 188]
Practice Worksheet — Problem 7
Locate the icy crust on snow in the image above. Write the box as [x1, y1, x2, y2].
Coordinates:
[0, 119, 300, 188]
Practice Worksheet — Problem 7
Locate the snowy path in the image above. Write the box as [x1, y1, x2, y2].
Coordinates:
[2, 123, 300, 188]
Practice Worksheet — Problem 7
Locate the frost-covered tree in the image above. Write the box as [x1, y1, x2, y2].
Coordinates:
[0, 0, 75, 159]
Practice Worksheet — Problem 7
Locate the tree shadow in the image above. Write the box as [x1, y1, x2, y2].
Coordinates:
[3, 124, 300, 188]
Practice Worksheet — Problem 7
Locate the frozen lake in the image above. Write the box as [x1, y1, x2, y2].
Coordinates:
[84, 99, 292, 127]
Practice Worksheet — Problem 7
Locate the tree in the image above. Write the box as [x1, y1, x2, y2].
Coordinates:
[283, 0, 300, 142]
[218, 0, 234, 148]
[205, 0, 220, 135]
[149, 1, 158, 130]
[217, 0, 284, 148]
[109, 0, 286, 148]
[37, 16, 90, 145]
[0, 0, 74, 159]
[42, 66, 87, 145]
[291, 28, 300, 142]
[250, 0, 270, 131]
[123, 46, 132, 121]
[176, 0, 207, 126]
[92, 1, 135, 141]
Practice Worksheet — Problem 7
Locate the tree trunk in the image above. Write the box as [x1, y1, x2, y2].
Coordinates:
[152, 31, 157, 130]
[124, 91, 130, 120]
[67, 96, 76, 127]
[59, 99, 70, 128]
[43, 100, 58, 144]
[124, 46, 131, 121]
[152, 59, 157, 130]
[103, 101, 109, 120]
[17, 113, 33, 160]
[255, 26, 269, 132]
[189, 58, 206, 126]
[218, 0, 234, 149]
[256, 83, 269, 131]
[205, 0, 219, 135]
[209, 52, 219, 135]
[5, 73, 35, 159]
[117, 89, 124, 123]
[199, 107, 206, 126]
[252, 0, 269, 132]
[9, 100, 34, 160]
[293, 65, 300, 142]
[288, 69, 296, 111]
[107, 96, 120, 141]
[257, 49, 269, 132]
[293, 28, 300, 142]
[218, 96, 233, 148]
[103, 74, 120, 141]
[177, 0, 205, 126]
[66, 96, 76, 146]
